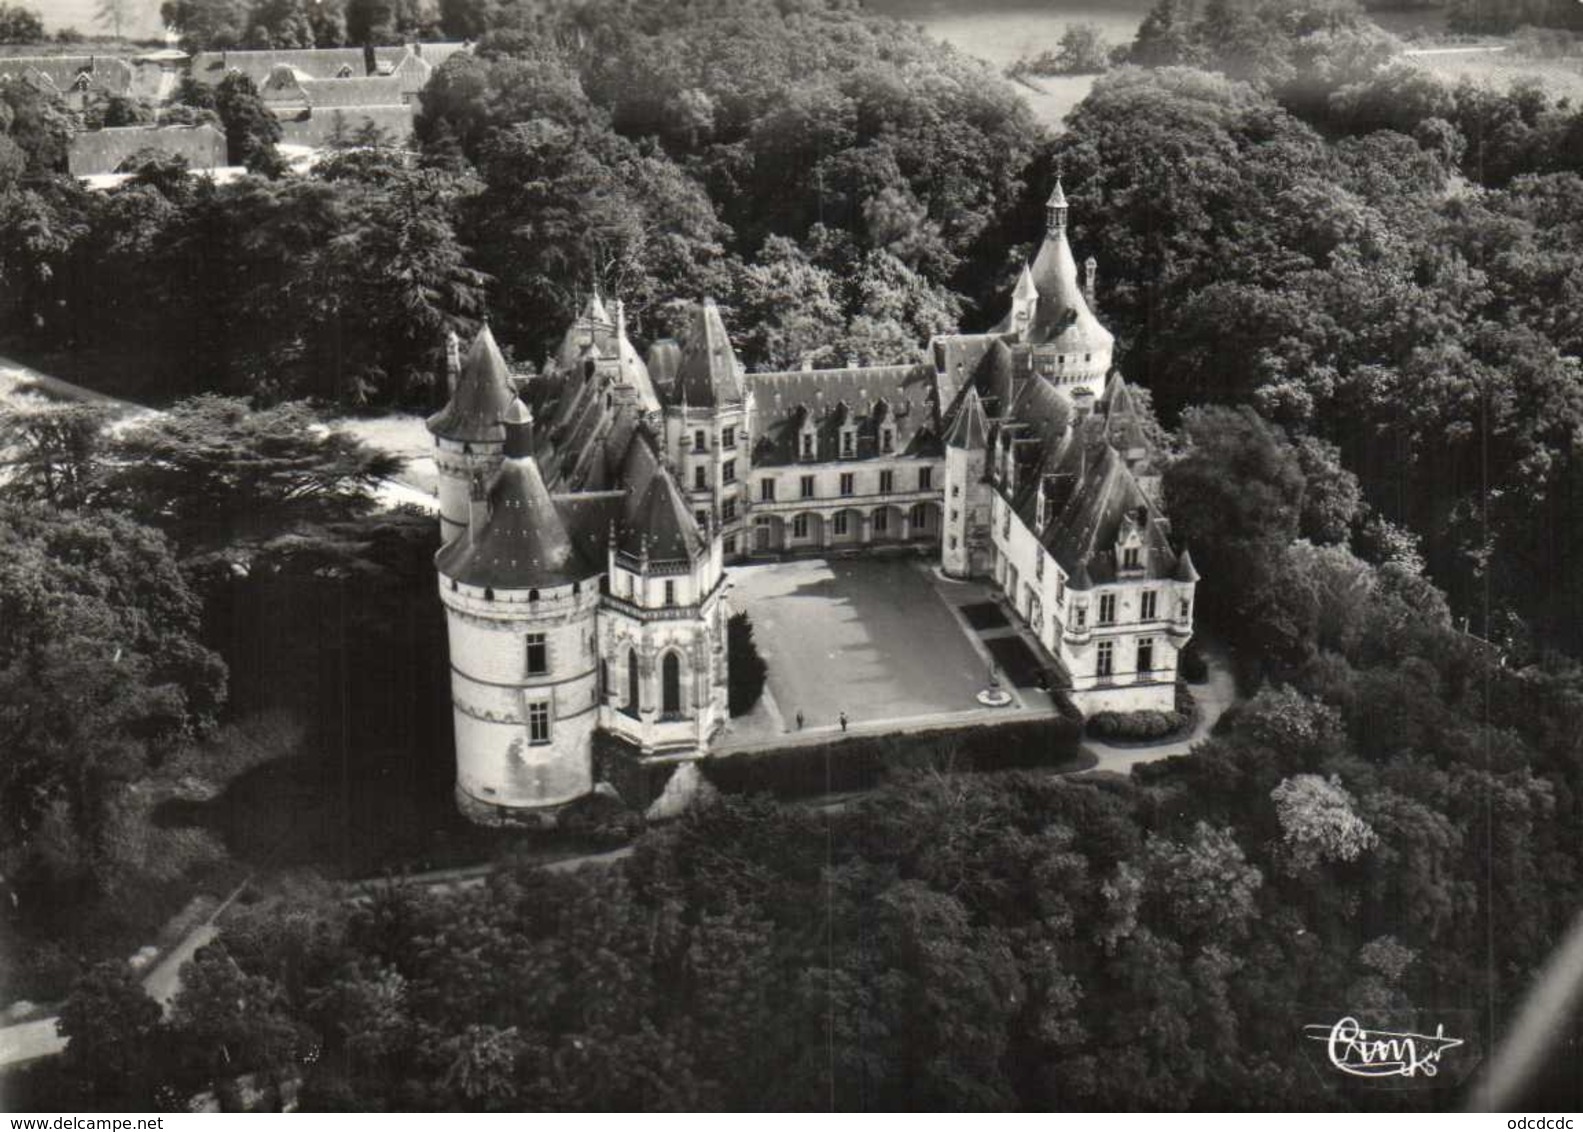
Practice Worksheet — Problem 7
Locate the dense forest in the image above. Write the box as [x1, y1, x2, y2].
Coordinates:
[3, 0, 1583, 1111]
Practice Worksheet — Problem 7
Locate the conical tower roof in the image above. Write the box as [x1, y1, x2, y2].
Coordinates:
[946, 386, 988, 450]
[675, 298, 743, 408]
[619, 471, 701, 562]
[1012, 264, 1038, 303]
[436, 436, 584, 590]
[1027, 183, 1114, 353]
[1174, 546, 1199, 583]
[427, 324, 516, 443]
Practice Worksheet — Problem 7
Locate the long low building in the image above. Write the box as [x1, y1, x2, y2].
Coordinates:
[67, 122, 227, 176]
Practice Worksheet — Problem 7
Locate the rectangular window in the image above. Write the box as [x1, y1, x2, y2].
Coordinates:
[949, 536, 958, 550]
[800, 475, 815, 499]
[1099, 594, 1116, 625]
[722, 460, 736, 484]
[664, 580, 676, 606]
[1075, 603, 1087, 630]
[874, 509, 889, 534]
[695, 510, 708, 529]
[879, 470, 894, 494]
[525, 633, 547, 676]
[1141, 590, 1157, 620]
[1179, 597, 1191, 620]
[1002, 507, 1011, 538]
[1056, 575, 1066, 605]
[840, 472, 854, 497]
[760, 478, 776, 502]
[1123, 545, 1141, 569]
[722, 426, 736, 450]
[841, 430, 855, 458]
[528, 701, 551, 743]
[834, 511, 849, 536]
[881, 428, 894, 453]
[693, 430, 706, 453]
[1097, 640, 1114, 678]
[722, 498, 737, 522]
[952, 484, 960, 498]
[1138, 637, 1154, 673]
[919, 467, 933, 491]
[801, 432, 814, 459]
[724, 534, 737, 554]
[694, 466, 707, 490]
[1035, 554, 1045, 581]
[793, 514, 809, 538]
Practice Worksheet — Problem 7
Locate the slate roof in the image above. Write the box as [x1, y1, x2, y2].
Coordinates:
[945, 386, 987, 450]
[673, 299, 743, 408]
[1026, 213, 1113, 353]
[436, 451, 586, 590]
[1001, 376, 1176, 586]
[302, 75, 407, 108]
[619, 471, 702, 561]
[0, 55, 134, 96]
[744, 363, 938, 466]
[278, 105, 414, 147]
[67, 123, 226, 176]
[427, 325, 514, 444]
[189, 46, 404, 86]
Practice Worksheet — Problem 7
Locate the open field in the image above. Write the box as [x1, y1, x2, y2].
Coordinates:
[868, 0, 1156, 129]
[34, 0, 164, 39]
[1408, 49, 1583, 103]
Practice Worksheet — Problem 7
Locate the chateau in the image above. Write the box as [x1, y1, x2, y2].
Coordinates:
[428, 183, 1197, 823]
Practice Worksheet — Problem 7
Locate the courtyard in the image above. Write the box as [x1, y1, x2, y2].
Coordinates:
[721, 556, 1042, 746]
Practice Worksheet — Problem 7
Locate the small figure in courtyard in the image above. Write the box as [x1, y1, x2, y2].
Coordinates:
[839, 711, 849, 732]
[796, 709, 805, 730]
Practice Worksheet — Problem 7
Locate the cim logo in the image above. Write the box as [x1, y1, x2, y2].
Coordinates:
[1300, 1014, 1477, 1089]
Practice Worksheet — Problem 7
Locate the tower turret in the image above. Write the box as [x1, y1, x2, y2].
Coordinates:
[435, 395, 603, 823]
[942, 387, 992, 579]
[427, 324, 515, 544]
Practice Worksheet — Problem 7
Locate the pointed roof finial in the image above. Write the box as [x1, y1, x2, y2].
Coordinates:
[501, 396, 534, 459]
[1047, 177, 1069, 235]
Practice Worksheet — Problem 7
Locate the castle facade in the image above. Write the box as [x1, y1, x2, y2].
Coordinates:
[429, 184, 1197, 823]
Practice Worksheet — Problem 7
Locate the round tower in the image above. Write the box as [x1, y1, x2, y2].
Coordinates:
[1020, 179, 1115, 402]
[435, 398, 602, 824]
[427, 324, 515, 545]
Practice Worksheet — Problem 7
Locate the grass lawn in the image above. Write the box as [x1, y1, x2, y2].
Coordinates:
[728, 557, 994, 730]
[1407, 51, 1583, 103]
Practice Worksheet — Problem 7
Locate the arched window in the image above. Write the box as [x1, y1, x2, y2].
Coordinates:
[484, 587, 494, 601]
[627, 650, 640, 714]
[529, 588, 540, 602]
[662, 652, 682, 717]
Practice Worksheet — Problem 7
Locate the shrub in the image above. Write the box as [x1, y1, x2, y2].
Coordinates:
[727, 611, 768, 717]
[1086, 709, 1190, 741]
[1179, 639, 1209, 683]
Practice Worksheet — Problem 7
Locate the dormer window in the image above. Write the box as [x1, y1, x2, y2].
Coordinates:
[1123, 546, 1141, 570]
[801, 432, 815, 459]
[881, 428, 894, 454]
[841, 430, 855, 458]
[336, 63, 354, 78]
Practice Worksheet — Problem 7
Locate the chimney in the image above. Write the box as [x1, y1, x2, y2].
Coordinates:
[1084, 256, 1098, 308]
[444, 328, 461, 395]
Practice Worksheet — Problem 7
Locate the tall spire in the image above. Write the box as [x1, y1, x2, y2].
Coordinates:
[1046, 177, 1068, 236]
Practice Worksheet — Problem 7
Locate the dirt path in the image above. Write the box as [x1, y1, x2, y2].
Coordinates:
[1079, 638, 1237, 775]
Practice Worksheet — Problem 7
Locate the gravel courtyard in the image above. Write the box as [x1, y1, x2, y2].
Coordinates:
[726, 556, 993, 735]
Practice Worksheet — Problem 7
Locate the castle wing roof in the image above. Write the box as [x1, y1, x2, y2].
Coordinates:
[743, 363, 937, 465]
[619, 469, 701, 561]
[427, 325, 515, 443]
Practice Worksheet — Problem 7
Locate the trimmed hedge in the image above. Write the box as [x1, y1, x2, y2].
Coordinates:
[702, 712, 1088, 801]
[727, 611, 769, 717]
[1085, 708, 1190, 741]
